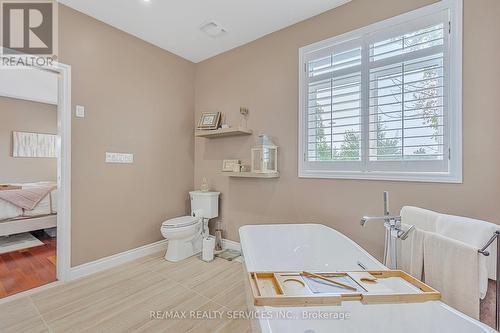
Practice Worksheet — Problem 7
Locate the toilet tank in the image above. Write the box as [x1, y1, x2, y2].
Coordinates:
[190, 191, 220, 219]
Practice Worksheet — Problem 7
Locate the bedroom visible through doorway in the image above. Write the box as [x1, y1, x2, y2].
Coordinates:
[0, 66, 60, 298]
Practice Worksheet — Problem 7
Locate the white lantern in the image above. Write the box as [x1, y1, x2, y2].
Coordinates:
[251, 134, 278, 173]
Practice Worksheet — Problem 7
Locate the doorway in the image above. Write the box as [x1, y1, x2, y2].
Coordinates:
[0, 60, 71, 298]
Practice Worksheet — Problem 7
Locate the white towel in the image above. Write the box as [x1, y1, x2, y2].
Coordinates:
[423, 231, 480, 320]
[401, 206, 440, 232]
[398, 223, 426, 280]
[436, 214, 499, 299]
[398, 207, 440, 279]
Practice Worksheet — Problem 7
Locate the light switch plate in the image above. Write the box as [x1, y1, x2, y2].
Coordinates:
[105, 152, 134, 164]
[75, 105, 85, 118]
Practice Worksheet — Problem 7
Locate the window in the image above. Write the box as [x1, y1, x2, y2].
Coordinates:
[298, 0, 462, 182]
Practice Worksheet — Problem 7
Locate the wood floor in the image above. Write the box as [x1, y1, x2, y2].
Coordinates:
[480, 279, 496, 329]
[0, 232, 56, 298]
[0, 253, 250, 333]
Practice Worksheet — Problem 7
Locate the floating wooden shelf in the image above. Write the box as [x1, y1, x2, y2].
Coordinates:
[195, 127, 253, 138]
[224, 172, 280, 179]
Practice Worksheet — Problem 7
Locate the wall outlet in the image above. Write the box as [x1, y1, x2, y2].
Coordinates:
[75, 105, 85, 118]
[105, 152, 134, 164]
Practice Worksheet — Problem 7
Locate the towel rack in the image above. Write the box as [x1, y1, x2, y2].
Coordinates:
[399, 226, 500, 329]
[478, 231, 500, 331]
[363, 193, 500, 329]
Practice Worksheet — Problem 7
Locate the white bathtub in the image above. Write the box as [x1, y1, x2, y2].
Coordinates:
[239, 224, 497, 333]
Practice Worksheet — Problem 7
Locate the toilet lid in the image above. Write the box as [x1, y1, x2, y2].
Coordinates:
[162, 216, 199, 228]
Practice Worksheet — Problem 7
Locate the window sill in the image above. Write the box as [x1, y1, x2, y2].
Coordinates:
[298, 170, 462, 184]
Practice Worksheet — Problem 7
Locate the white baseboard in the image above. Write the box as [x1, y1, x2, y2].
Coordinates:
[69, 238, 241, 281]
[69, 239, 168, 280]
[222, 239, 241, 252]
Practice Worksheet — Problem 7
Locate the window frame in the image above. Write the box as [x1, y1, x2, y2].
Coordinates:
[298, 0, 462, 183]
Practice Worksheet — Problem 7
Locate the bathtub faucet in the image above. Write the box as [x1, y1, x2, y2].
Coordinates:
[360, 215, 413, 240]
[360, 215, 401, 227]
[360, 192, 414, 269]
[360, 190, 402, 231]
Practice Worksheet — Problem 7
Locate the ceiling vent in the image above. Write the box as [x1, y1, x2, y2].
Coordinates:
[200, 21, 227, 38]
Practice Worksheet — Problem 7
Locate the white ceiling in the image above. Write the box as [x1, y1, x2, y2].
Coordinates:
[58, 0, 351, 63]
[0, 68, 58, 105]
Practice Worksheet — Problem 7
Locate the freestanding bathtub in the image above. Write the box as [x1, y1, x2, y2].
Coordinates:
[239, 224, 497, 333]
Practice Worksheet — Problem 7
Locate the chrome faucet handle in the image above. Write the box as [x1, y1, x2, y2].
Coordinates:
[360, 215, 402, 227]
[397, 225, 415, 240]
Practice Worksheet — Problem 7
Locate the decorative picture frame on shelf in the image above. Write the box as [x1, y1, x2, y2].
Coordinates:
[197, 112, 221, 130]
[222, 159, 240, 172]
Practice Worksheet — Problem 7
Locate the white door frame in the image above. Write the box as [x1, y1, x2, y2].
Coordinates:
[0, 56, 72, 289]
[54, 62, 72, 281]
[16, 61, 72, 281]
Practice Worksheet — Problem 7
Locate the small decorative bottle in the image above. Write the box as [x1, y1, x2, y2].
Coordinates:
[240, 107, 249, 128]
[200, 177, 210, 192]
[214, 221, 223, 252]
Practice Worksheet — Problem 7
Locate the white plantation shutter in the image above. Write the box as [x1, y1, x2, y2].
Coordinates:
[366, 18, 449, 172]
[306, 40, 363, 168]
[299, 1, 462, 182]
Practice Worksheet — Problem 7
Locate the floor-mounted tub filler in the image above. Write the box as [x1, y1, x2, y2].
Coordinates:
[239, 224, 496, 333]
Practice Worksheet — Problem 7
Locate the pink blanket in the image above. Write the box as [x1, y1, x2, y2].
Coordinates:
[0, 185, 56, 211]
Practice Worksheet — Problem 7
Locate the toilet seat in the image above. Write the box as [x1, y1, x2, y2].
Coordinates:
[162, 216, 199, 228]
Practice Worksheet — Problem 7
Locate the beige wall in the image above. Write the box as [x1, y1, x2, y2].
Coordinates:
[194, 0, 500, 260]
[52, 0, 500, 266]
[0, 97, 57, 183]
[59, 6, 195, 266]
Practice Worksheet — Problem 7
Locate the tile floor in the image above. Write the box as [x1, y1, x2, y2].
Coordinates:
[1, 249, 495, 332]
[0, 253, 250, 333]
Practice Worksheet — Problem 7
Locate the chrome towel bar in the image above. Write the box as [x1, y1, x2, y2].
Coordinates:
[478, 231, 500, 256]
[477, 230, 500, 331]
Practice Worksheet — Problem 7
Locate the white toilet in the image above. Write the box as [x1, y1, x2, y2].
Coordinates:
[161, 191, 220, 262]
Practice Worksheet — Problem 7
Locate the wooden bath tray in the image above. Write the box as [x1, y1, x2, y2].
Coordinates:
[248, 270, 440, 307]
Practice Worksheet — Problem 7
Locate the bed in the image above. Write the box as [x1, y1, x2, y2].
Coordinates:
[0, 182, 57, 237]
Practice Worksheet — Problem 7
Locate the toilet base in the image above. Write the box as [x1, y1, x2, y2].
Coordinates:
[164, 237, 202, 262]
